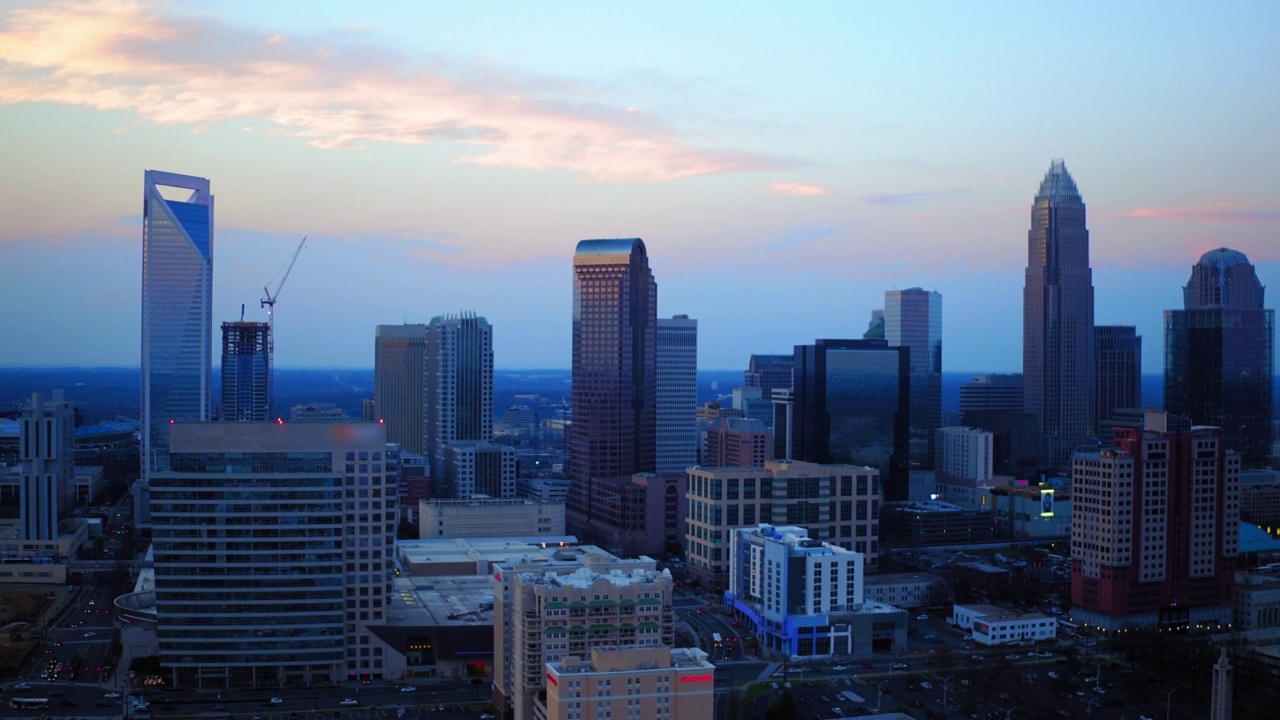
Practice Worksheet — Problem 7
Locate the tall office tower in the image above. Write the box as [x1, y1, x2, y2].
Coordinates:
[141, 170, 213, 474]
[374, 324, 427, 454]
[884, 288, 942, 469]
[743, 353, 794, 403]
[958, 374, 1023, 424]
[656, 314, 698, 474]
[1165, 248, 1275, 467]
[492, 547, 675, 720]
[152, 422, 394, 687]
[1093, 325, 1141, 428]
[1022, 160, 1095, 470]
[424, 313, 494, 478]
[18, 391, 75, 540]
[791, 339, 909, 500]
[220, 321, 271, 422]
[1070, 413, 1239, 631]
[704, 417, 773, 467]
[567, 239, 657, 540]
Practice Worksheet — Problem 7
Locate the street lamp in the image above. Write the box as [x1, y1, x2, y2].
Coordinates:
[875, 680, 889, 713]
[1092, 660, 1105, 692]
[941, 675, 953, 710]
[1164, 688, 1176, 720]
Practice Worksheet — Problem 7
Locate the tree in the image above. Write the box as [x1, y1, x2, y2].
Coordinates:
[765, 689, 803, 720]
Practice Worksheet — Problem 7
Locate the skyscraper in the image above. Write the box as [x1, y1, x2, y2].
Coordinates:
[1093, 325, 1141, 428]
[220, 321, 271, 422]
[744, 353, 794, 403]
[1071, 413, 1239, 630]
[567, 239, 657, 540]
[19, 390, 74, 540]
[958, 374, 1023, 425]
[656, 314, 698, 474]
[141, 170, 213, 474]
[374, 324, 427, 455]
[425, 312, 494, 478]
[790, 339, 909, 500]
[1165, 248, 1275, 466]
[1022, 160, 1095, 469]
[884, 288, 942, 469]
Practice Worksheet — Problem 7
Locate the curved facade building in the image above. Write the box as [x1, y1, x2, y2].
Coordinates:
[1165, 247, 1275, 466]
[141, 171, 213, 474]
[1022, 160, 1095, 470]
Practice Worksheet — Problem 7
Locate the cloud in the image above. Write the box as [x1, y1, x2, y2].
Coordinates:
[0, 0, 786, 182]
[1113, 204, 1280, 224]
[768, 225, 840, 250]
[863, 190, 967, 206]
[771, 181, 829, 197]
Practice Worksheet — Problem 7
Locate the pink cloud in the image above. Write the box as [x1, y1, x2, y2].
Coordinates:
[0, 0, 786, 182]
[771, 181, 829, 196]
[1113, 204, 1280, 224]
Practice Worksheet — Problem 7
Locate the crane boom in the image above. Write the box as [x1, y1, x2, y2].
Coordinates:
[261, 236, 307, 311]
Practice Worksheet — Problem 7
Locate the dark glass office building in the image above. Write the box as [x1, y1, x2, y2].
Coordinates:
[1022, 160, 1095, 470]
[1094, 325, 1141, 428]
[1165, 248, 1274, 467]
[567, 239, 657, 540]
[790, 339, 909, 500]
[885, 288, 942, 469]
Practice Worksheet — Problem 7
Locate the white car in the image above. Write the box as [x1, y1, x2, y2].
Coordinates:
[84, 631, 98, 637]
[340, 699, 359, 706]
[891, 662, 908, 669]
[831, 665, 848, 671]
[269, 698, 284, 705]
[916, 614, 929, 620]
[919, 681, 933, 690]
[399, 685, 417, 693]
[104, 692, 121, 698]
[1048, 671, 1059, 679]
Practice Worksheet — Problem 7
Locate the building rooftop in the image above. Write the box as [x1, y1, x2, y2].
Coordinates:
[385, 575, 496, 628]
[1036, 159, 1080, 201]
[397, 536, 579, 577]
[519, 563, 669, 590]
[955, 603, 1051, 621]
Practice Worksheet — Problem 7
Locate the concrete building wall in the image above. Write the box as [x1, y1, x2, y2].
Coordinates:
[419, 498, 565, 539]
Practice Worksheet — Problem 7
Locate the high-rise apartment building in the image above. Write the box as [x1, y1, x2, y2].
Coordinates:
[790, 339, 909, 500]
[567, 239, 657, 540]
[220, 321, 271, 422]
[151, 422, 395, 686]
[1094, 325, 1141, 429]
[374, 324, 427, 455]
[141, 170, 214, 474]
[1165, 248, 1275, 467]
[684, 460, 881, 589]
[492, 547, 674, 720]
[440, 440, 516, 498]
[1022, 160, 1095, 470]
[425, 313, 494, 479]
[935, 426, 994, 482]
[19, 391, 75, 540]
[1070, 413, 1239, 630]
[656, 315, 698, 475]
[884, 288, 942, 469]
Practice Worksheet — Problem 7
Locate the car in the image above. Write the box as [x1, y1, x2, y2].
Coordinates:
[1092, 687, 1106, 694]
[923, 634, 936, 640]
[1048, 671, 1059, 679]
[832, 665, 848, 671]
[269, 698, 284, 705]
[960, 679, 971, 686]
[340, 699, 359, 706]
[832, 708, 844, 716]
[784, 682, 792, 689]
[481, 715, 496, 720]
[891, 662, 908, 669]
[85, 631, 98, 637]
[770, 682, 779, 689]
[916, 614, 929, 620]
[920, 681, 933, 690]
[821, 696, 831, 703]
[104, 692, 122, 698]
[400, 685, 417, 693]
[214, 705, 227, 711]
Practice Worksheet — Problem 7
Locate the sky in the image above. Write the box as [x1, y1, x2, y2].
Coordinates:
[1, 1, 1278, 373]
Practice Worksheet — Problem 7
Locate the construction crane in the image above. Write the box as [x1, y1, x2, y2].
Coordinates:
[260, 236, 307, 392]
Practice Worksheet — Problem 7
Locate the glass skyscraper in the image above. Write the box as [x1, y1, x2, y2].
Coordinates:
[884, 288, 942, 469]
[141, 170, 214, 474]
[374, 324, 427, 454]
[1165, 247, 1275, 467]
[220, 321, 271, 422]
[567, 238, 657, 540]
[656, 314, 698, 475]
[425, 312, 495, 480]
[1022, 160, 1095, 470]
[790, 339, 909, 500]
[1094, 325, 1141, 428]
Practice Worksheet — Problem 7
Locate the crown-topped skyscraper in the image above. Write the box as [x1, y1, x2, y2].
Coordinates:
[1022, 160, 1095, 470]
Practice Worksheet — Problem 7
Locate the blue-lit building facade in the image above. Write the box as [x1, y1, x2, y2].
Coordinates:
[884, 288, 942, 470]
[141, 170, 214, 475]
[151, 422, 395, 687]
[220, 321, 271, 422]
[790, 339, 910, 500]
[725, 525, 905, 659]
[1165, 247, 1275, 467]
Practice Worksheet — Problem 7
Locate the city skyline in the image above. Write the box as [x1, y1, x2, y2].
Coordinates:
[2, 2, 1279, 372]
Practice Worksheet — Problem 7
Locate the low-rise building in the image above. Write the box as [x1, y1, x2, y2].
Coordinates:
[1235, 570, 1280, 632]
[879, 500, 993, 544]
[951, 603, 1056, 646]
[419, 498, 565, 539]
[863, 573, 945, 609]
[725, 524, 906, 659]
[542, 646, 713, 720]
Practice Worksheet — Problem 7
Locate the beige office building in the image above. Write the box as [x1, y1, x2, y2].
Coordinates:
[685, 460, 881, 590]
[541, 646, 714, 720]
[493, 547, 674, 720]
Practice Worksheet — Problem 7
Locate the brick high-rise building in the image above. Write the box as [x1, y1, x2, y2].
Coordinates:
[567, 239, 657, 541]
[704, 417, 773, 468]
[1070, 412, 1239, 631]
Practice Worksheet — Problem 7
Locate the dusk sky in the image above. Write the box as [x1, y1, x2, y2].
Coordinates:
[2, 1, 1277, 373]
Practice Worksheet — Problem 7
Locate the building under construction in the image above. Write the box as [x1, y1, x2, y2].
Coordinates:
[221, 321, 271, 421]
